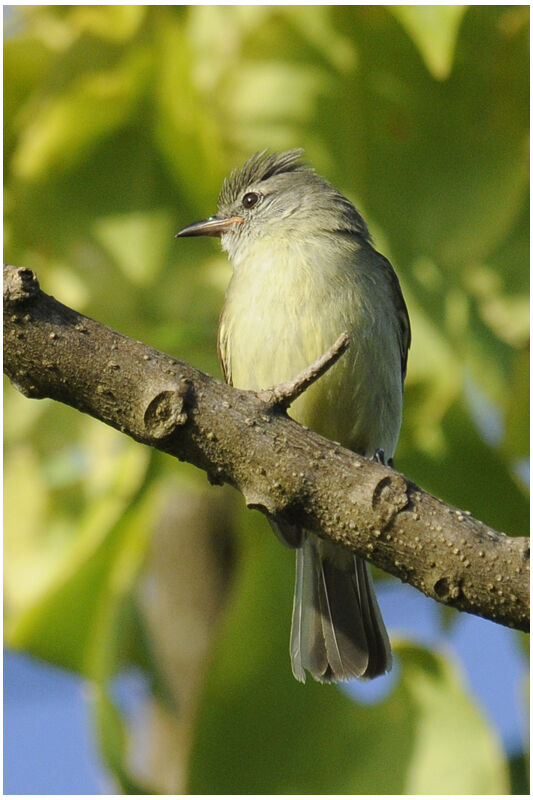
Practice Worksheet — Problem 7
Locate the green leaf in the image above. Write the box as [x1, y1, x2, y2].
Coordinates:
[66, 5, 146, 42]
[11, 47, 151, 181]
[4, 6, 528, 792]
[399, 644, 507, 793]
[388, 6, 467, 80]
[154, 14, 226, 208]
[92, 208, 175, 286]
[503, 346, 530, 464]
[5, 436, 152, 673]
[508, 749, 530, 795]
[399, 398, 528, 538]
[187, 513, 508, 793]
[93, 685, 156, 794]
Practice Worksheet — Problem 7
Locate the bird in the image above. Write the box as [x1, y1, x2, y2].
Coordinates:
[177, 149, 410, 683]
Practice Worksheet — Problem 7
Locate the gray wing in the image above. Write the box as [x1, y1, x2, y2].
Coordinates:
[217, 305, 232, 385]
[378, 252, 411, 384]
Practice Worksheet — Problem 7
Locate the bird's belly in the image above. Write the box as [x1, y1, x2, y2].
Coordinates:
[221, 277, 402, 458]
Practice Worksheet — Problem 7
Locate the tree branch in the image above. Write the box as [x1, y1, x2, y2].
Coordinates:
[3, 265, 529, 633]
[256, 331, 350, 409]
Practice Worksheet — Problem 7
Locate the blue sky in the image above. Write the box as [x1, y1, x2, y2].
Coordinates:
[4, 577, 528, 794]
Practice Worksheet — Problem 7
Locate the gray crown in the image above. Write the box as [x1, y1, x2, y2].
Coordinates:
[218, 149, 307, 208]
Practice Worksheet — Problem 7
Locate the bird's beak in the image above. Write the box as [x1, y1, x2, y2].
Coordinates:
[175, 215, 244, 238]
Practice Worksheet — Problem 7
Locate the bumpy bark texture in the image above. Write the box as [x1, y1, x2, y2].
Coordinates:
[4, 264, 529, 632]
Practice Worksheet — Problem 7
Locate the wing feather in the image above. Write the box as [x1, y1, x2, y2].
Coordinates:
[217, 306, 232, 385]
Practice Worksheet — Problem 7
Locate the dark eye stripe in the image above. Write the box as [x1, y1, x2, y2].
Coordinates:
[242, 192, 260, 209]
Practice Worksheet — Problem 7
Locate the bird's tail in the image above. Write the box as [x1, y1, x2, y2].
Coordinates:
[290, 533, 392, 682]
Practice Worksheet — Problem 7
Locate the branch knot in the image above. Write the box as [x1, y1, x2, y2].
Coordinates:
[143, 379, 192, 439]
[4, 265, 40, 305]
[371, 473, 410, 527]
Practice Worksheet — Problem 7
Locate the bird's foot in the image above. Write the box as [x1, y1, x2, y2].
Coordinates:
[372, 448, 394, 468]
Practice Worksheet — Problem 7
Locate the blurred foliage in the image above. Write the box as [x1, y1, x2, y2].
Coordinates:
[188, 510, 508, 794]
[4, 5, 529, 794]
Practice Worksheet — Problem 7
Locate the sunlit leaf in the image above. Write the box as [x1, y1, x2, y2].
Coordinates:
[388, 6, 467, 80]
[188, 516, 508, 793]
[92, 209, 175, 285]
[502, 346, 530, 464]
[68, 5, 146, 42]
[3, 5, 528, 793]
[11, 48, 151, 180]
[399, 399, 528, 538]
[154, 14, 225, 208]
[6, 435, 151, 672]
[400, 644, 508, 793]
[92, 684, 156, 794]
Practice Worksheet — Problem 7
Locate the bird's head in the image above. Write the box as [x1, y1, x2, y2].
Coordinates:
[176, 149, 369, 259]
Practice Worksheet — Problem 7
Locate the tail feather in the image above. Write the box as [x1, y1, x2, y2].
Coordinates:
[317, 548, 370, 680]
[290, 533, 391, 683]
[354, 557, 392, 679]
[291, 537, 328, 681]
[290, 539, 306, 682]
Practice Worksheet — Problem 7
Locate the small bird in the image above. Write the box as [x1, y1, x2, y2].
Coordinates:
[177, 150, 410, 683]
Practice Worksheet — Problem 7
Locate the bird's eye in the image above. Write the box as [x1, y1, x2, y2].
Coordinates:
[242, 192, 260, 209]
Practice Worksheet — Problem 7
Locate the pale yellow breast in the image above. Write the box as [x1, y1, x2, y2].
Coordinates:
[219, 237, 403, 459]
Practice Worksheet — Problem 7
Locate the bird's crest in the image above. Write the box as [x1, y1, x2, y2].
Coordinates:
[218, 149, 307, 207]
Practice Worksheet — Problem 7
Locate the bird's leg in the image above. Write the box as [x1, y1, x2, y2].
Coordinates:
[371, 448, 394, 468]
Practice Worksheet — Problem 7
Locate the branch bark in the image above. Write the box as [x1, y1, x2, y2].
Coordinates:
[3, 264, 529, 633]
